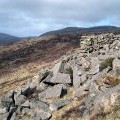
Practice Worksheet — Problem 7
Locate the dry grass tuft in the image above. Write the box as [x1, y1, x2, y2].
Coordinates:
[97, 109, 120, 120]
[102, 74, 120, 87]
[99, 57, 114, 71]
[0, 62, 51, 95]
[96, 72, 120, 89]
[52, 98, 84, 120]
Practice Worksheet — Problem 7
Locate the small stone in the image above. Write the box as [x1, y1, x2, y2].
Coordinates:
[113, 58, 120, 69]
[31, 110, 51, 120]
[36, 82, 48, 91]
[31, 100, 50, 113]
[49, 99, 71, 111]
[15, 95, 26, 106]
[74, 85, 89, 98]
[52, 60, 66, 74]
[0, 108, 6, 114]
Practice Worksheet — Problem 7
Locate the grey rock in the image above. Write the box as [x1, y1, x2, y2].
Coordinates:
[49, 99, 71, 111]
[90, 65, 100, 75]
[36, 82, 48, 91]
[94, 84, 120, 113]
[0, 113, 8, 120]
[78, 105, 87, 117]
[14, 94, 26, 106]
[38, 84, 67, 99]
[15, 100, 31, 115]
[83, 84, 120, 115]
[21, 86, 36, 97]
[80, 74, 88, 85]
[91, 66, 111, 82]
[98, 55, 115, 61]
[7, 107, 17, 120]
[0, 107, 6, 114]
[91, 51, 100, 57]
[113, 67, 120, 76]
[1, 96, 14, 112]
[21, 107, 31, 115]
[31, 101, 51, 113]
[29, 74, 42, 88]
[22, 100, 30, 107]
[74, 85, 89, 98]
[10, 112, 16, 120]
[90, 57, 100, 75]
[113, 58, 120, 69]
[31, 110, 51, 120]
[42, 72, 53, 84]
[45, 73, 71, 84]
[73, 65, 84, 88]
[103, 44, 110, 52]
[52, 60, 66, 74]
[83, 83, 101, 114]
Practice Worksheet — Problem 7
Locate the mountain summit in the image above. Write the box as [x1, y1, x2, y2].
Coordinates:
[41, 26, 120, 36]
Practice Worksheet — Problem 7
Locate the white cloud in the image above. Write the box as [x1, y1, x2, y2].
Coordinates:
[0, 0, 120, 36]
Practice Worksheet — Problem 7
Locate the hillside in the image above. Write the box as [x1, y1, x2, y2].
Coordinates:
[0, 33, 120, 120]
[1, 26, 120, 92]
[0, 33, 21, 45]
[0, 27, 120, 120]
[0, 34, 80, 86]
[0, 26, 120, 45]
[41, 26, 120, 36]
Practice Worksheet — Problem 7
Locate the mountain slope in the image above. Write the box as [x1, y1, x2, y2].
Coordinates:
[41, 26, 120, 36]
[0, 33, 120, 120]
[0, 34, 80, 85]
[0, 33, 21, 45]
[1, 26, 120, 94]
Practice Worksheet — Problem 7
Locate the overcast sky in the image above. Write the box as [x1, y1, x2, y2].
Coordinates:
[0, 0, 120, 37]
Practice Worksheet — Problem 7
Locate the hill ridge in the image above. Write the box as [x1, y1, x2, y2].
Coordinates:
[0, 32, 120, 120]
[41, 25, 120, 36]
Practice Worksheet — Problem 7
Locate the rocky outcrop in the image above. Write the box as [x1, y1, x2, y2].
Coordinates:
[0, 33, 120, 120]
[38, 84, 67, 100]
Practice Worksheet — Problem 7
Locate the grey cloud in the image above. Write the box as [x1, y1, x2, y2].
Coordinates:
[0, 0, 120, 36]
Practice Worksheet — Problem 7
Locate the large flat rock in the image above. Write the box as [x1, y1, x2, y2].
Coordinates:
[31, 100, 51, 113]
[38, 84, 67, 99]
[43, 73, 71, 84]
[31, 110, 52, 120]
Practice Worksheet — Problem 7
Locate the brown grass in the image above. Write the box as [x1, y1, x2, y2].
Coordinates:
[96, 72, 120, 89]
[99, 57, 114, 71]
[52, 98, 84, 120]
[97, 108, 120, 120]
[89, 108, 120, 120]
[0, 35, 79, 95]
[102, 74, 120, 87]
[0, 61, 52, 95]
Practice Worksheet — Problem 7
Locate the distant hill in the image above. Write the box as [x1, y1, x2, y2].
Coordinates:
[0, 33, 21, 45]
[1, 25, 120, 96]
[41, 26, 120, 36]
[1, 26, 120, 45]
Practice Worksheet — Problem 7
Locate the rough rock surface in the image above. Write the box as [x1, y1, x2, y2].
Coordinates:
[38, 84, 67, 100]
[1, 33, 120, 120]
[49, 99, 71, 111]
[44, 73, 71, 84]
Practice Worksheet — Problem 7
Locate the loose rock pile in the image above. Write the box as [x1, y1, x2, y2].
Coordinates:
[0, 33, 120, 120]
